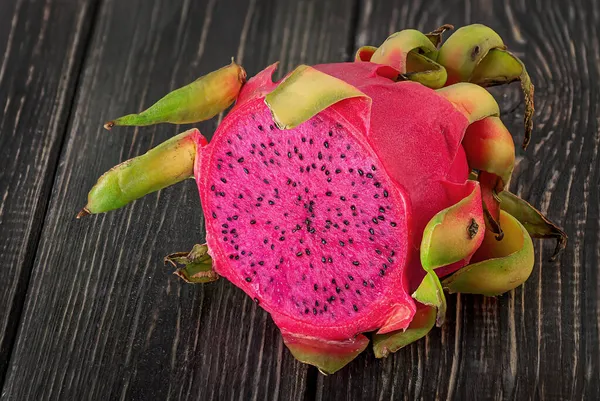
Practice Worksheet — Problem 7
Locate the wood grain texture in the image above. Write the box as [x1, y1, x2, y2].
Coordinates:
[0, 0, 96, 385]
[1, 0, 356, 400]
[316, 0, 600, 400]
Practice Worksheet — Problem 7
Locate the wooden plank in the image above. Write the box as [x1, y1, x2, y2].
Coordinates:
[315, 0, 600, 400]
[0, 0, 96, 385]
[1, 0, 356, 400]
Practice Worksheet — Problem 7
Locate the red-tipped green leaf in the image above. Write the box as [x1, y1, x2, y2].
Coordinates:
[281, 331, 369, 375]
[370, 29, 437, 73]
[442, 210, 534, 296]
[437, 24, 505, 85]
[264, 65, 370, 129]
[463, 116, 515, 186]
[355, 46, 377, 62]
[420, 180, 485, 270]
[373, 304, 436, 358]
[436, 83, 499, 124]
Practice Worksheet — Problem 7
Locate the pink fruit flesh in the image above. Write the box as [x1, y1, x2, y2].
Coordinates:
[314, 62, 478, 287]
[198, 96, 414, 341]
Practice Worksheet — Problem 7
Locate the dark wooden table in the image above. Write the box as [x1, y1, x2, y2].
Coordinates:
[1, 0, 598, 399]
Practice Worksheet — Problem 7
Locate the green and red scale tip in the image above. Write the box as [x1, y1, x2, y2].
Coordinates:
[77, 23, 566, 374]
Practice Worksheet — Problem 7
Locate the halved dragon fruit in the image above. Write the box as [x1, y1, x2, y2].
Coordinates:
[79, 24, 566, 374]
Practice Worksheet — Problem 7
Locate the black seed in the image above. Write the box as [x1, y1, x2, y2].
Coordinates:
[258, 125, 263, 131]
[378, 215, 384, 221]
[357, 169, 364, 176]
[313, 308, 317, 315]
[372, 218, 379, 224]
[383, 190, 389, 197]
[363, 280, 368, 287]
[321, 257, 326, 263]
[382, 263, 388, 269]
[335, 169, 341, 174]
[243, 168, 249, 174]
[388, 257, 393, 263]
[211, 212, 217, 218]
[345, 283, 350, 289]
[287, 152, 292, 158]
[263, 179, 270, 184]
[379, 269, 385, 276]
[245, 277, 252, 282]
[296, 251, 303, 257]
[325, 170, 330, 176]
[279, 236, 285, 241]
[336, 287, 341, 294]
[233, 215, 238, 220]
[356, 289, 361, 295]
[352, 261, 359, 266]
[257, 197, 263, 201]
[374, 194, 379, 199]
[325, 191, 332, 196]
[348, 275, 354, 281]
[250, 219, 256, 225]
[238, 157, 244, 163]
[328, 130, 333, 137]
[305, 308, 309, 314]
[324, 141, 329, 148]
[211, 185, 215, 191]
[269, 200, 275, 205]
[353, 305, 358, 312]
[369, 228, 375, 235]
[254, 298, 260, 304]
[328, 257, 333, 263]
[314, 284, 318, 291]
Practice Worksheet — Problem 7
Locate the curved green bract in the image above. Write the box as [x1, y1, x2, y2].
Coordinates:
[373, 304, 435, 358]
[282, 331, 369, 375]
[164, 244, 218, 283]
[104, 61, 246, 129]
[442, 210, 535, 296]
[370, 29, 438, 73]
[79, 129, 199, 216]
[437, 24, 505, 85]
[403, 52, 448, 89]
[264, 65, 370, 129]
[471, 49, 535, 149]
[437, 83, 499, 123]
[412, 268, 446, 326]
[420, 182, 484, 270]
[499, 191, 567, 260]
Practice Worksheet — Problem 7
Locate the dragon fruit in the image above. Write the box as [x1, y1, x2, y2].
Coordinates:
[78, 24, 566, 373]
